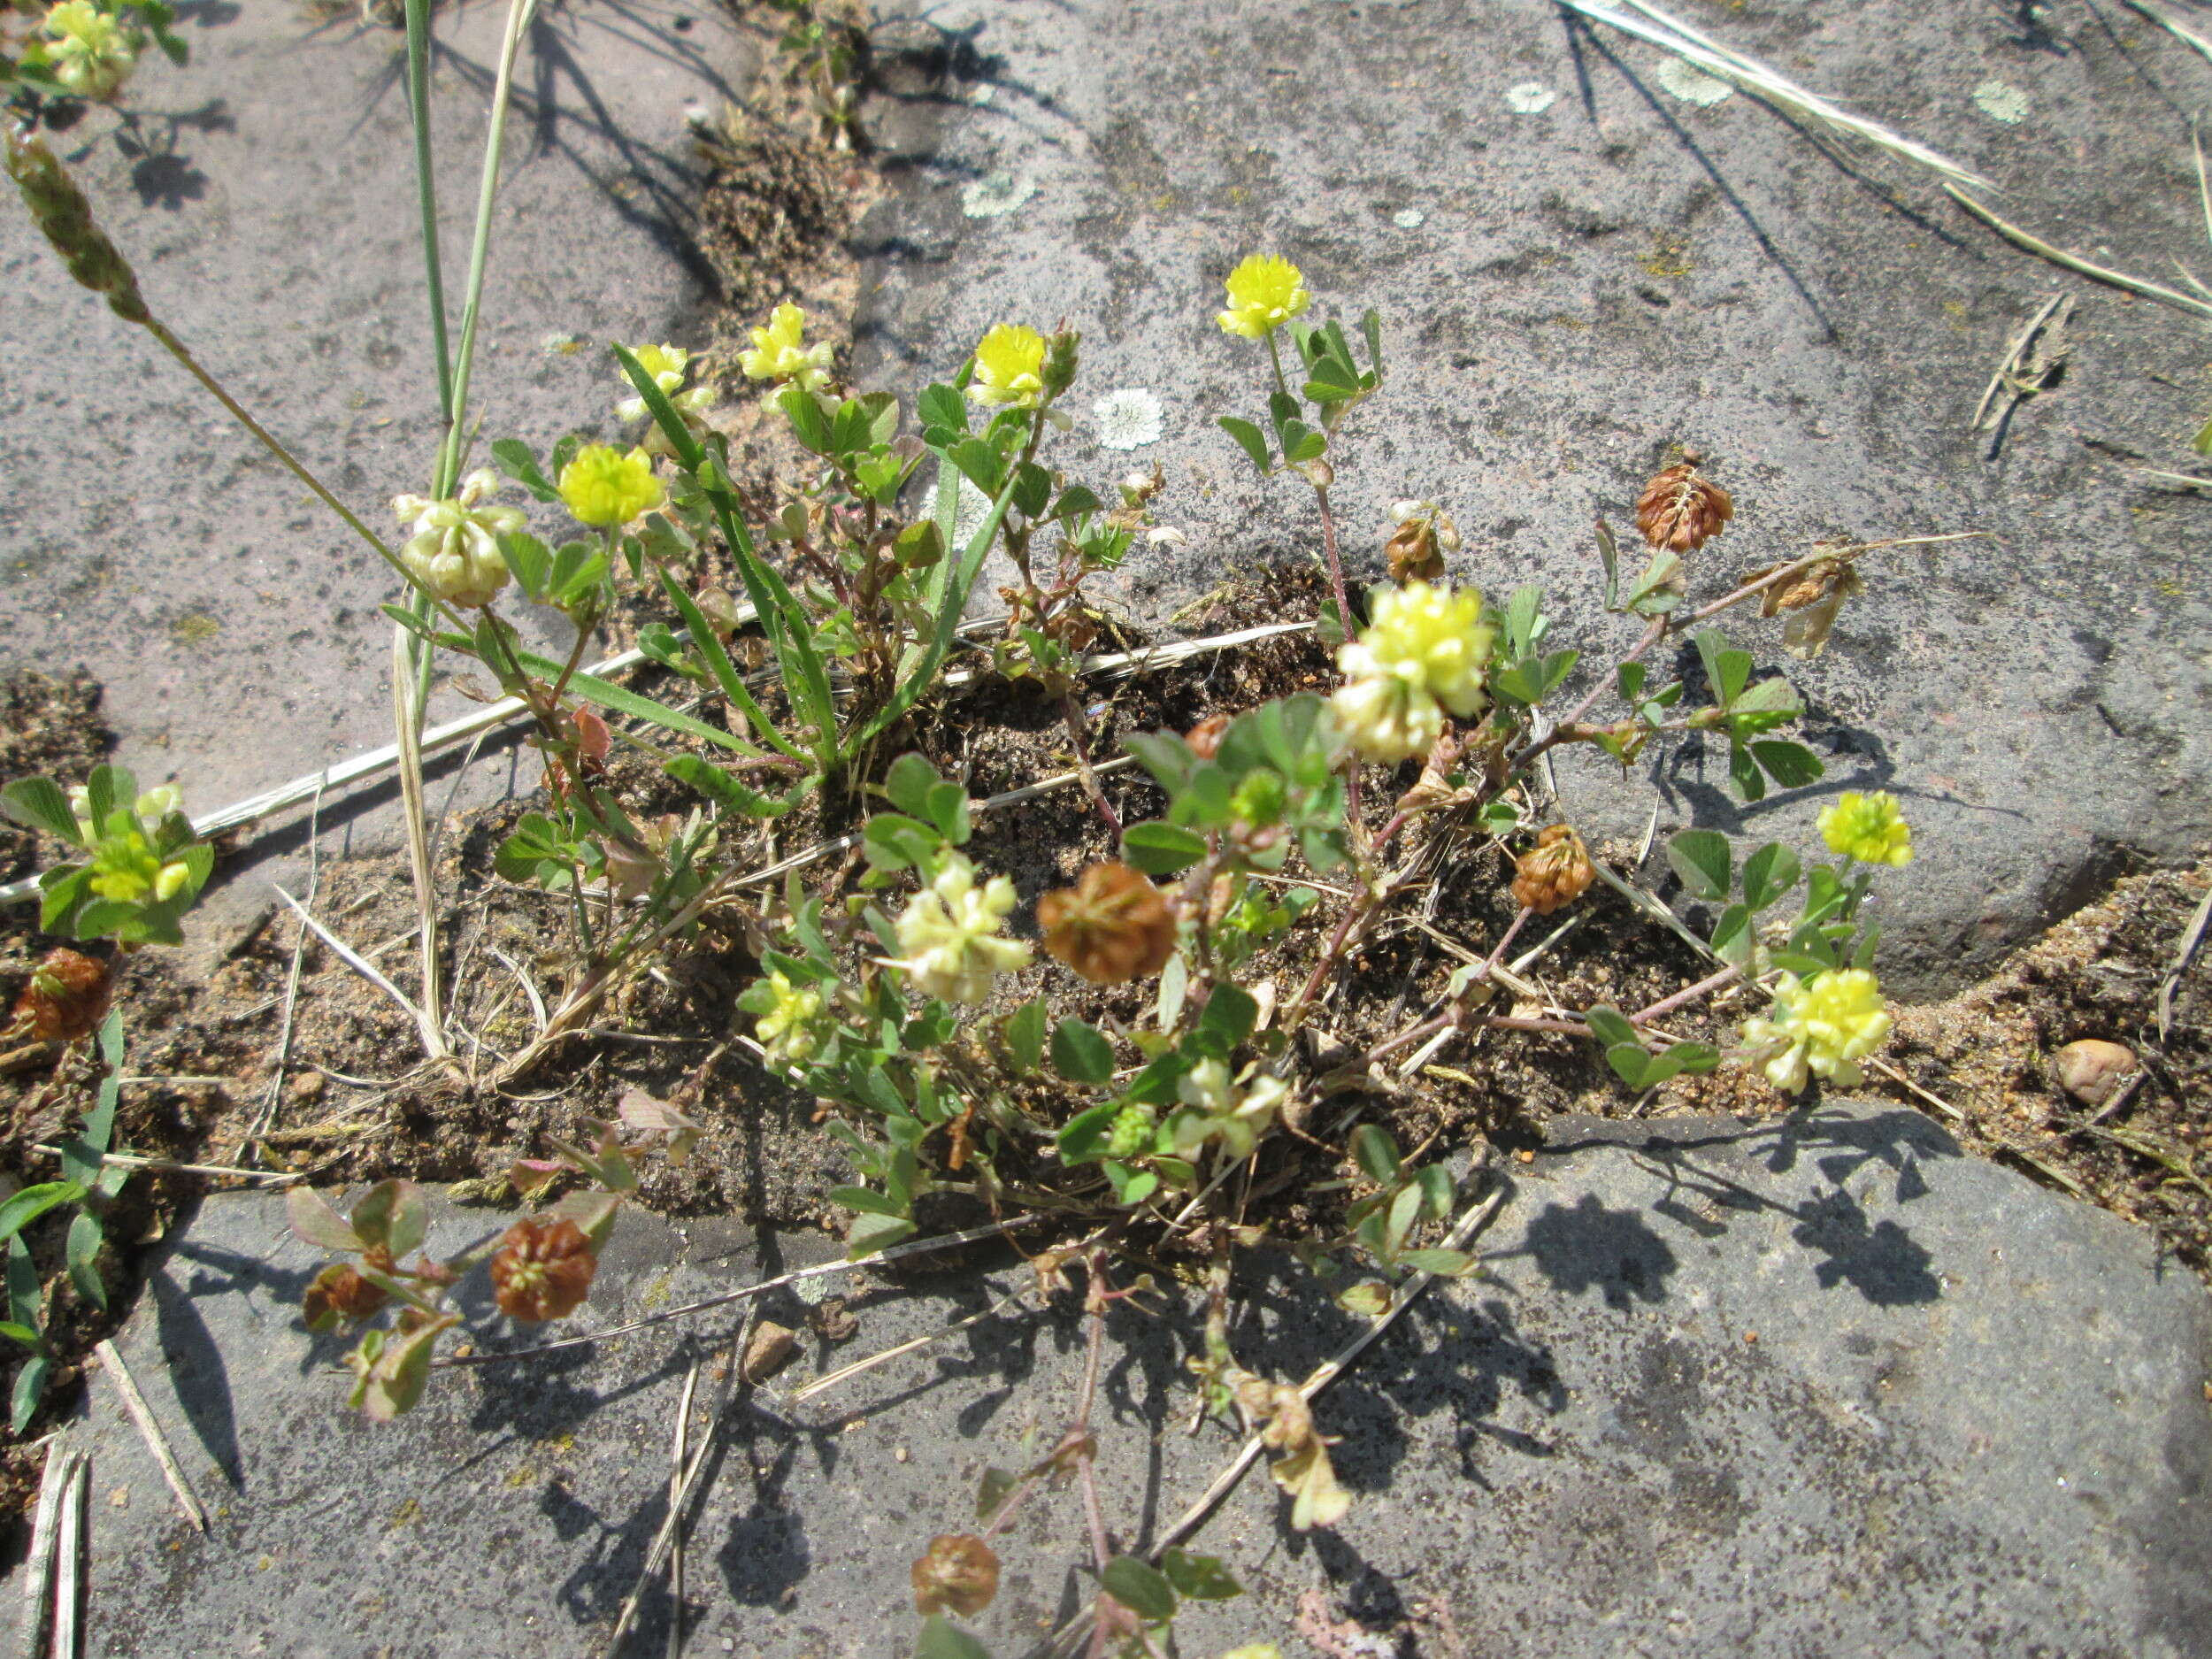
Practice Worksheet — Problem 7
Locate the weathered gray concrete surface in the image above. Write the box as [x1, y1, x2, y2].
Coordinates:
[851, 0, 2212, 994]
[41, 1105, 2212, 1656]
[0, 0, 753, 933]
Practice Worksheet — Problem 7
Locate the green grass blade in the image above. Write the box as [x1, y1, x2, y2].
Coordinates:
[435, 0, 541, 496]
[659, 572, 810, 764]
[855, 464, 1018, 745]
[611, 346, 839, 757]
[507, 649, 764, 756]
[402, 0, 452, 426]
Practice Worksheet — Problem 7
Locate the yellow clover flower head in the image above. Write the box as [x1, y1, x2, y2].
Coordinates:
[1216, 254, 1310, 339]
[752, 970, 825, 1068]
[739, 303, 834, 395]
[88, 827, 160, 902]
[1740, 968, 1892, 1094]
[632, 342, 690, 392]
[557, 444, 664, 529]
[966, 324, 1048, 409]
[391, 468, 526, 608]
[42, 1, 135, 101]
[892, 852, 1033, 1003]
[1817, 791, 1913, 867]
[1328, 580, 1494, 763]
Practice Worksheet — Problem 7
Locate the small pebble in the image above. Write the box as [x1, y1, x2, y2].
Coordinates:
[288, 1070, 326, 1103]
[742, 1321, 797, 1384]
[2054, 1039, 2136, 1108]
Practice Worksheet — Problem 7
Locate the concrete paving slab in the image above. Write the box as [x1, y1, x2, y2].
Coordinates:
[849, 0, 2212, 992]
[43, 1103, 2212, 1656]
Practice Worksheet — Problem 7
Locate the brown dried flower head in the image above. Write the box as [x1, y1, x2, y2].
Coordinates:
[13, 948, 111, 1043]
[302, 1263, 389, 1333]
[1385, 518, 1444, 585]
[489, 1216, 598, 1323]
[911, 1532, 1001, 1617]
[1185, 713, 1232, 760]
[1635, 460, 1733, 553]
[1039, 862, 1178, 985]
[1512, 825, 1595, 916]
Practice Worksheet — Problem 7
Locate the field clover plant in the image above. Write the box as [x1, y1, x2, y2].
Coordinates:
[3, 23, 1961, 1648]
[3, 764, 209, 947]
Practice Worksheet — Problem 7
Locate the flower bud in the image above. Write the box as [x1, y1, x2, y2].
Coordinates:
[1041, 327, 1082, 396]
[134, 786, 182, 823]
[1511, 825, 1594, 915]
[490, 1216, 598, 1322]
[1039, 862, 1177, 985]
[1635, 461, 1733, 553]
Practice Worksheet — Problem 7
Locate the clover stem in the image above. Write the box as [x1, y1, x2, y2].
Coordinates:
[1310, 482, 1363, 827]
[1058, 692, 1122, 835]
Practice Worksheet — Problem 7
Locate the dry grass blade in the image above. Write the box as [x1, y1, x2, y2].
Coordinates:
[1556, 0, 1994, 191]
[30, 1144, 302, 1185]
[244, 785, 321, 1164]
[271, 885, 430, 1033]
[1946, 186, 2212, 320]
[2087, 1123, 2212, 1198]
[50, 1449, 87, 1659]
[488, 947, 551, 1036]
[21, 1444, 78, 1658]
[1971, 293, 2073, 433]
[787, 1283, 1033, 1404]
[665, 1354, 702, 1659]
[93, 1339, 209, 1532]
[434, 1212, 1045, 1369]
[601, 1317, 748, 1659]
[2117, 0, 2212, 68]
[2132, 467, 2212, 490]
[2158, 879, 2212, 1040]
[392, 631, 449, 1062]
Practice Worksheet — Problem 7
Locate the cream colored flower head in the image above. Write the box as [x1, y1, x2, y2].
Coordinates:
[1328, 580, 1494, 763]
[966, 324, 1048, 409]
[1216, 255, 1310, 339]
[1817, 791, 1913, 867]
[42, 1, 135, 102]
[557, 444, 664, 529]
[391, 468, 526, 608]
[892, 852, 1033, 1004]
[739, 303, 834, 395]
[1740, 968, 1892, 1094]
[752, 970, 824, 1068]
[616, 342, 716, 427]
